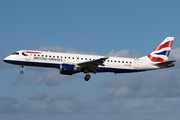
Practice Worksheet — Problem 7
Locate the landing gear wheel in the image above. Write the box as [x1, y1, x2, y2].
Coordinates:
[20, 70, 24, 74]
[84, 74, 91, 81]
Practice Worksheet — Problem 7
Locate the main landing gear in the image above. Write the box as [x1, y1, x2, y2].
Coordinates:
[20, 65, 24, 74]
[84, 73, 91, 81]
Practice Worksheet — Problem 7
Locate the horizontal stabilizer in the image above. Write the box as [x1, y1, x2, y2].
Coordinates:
[153, 60, 176, 67]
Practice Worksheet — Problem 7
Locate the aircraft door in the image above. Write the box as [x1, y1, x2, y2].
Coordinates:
[134, 58, 139, 69]
[25, 53, 31, 61]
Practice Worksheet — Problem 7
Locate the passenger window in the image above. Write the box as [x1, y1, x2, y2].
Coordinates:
[34, 54, 36, 56]
[126, 61, 128, 63]
[81, 58, 83, 60]
[49, 56, 51, 57]
[46, 55, 47, 57]
[118, 61, 120, 63]
[122, 61, 124, 63]
[69, 57, 70, 59]
[57, 56, 59, 58]
[72, 57, 74, 59]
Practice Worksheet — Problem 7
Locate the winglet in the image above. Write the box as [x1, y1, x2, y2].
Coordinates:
[104, 50, 114, 59]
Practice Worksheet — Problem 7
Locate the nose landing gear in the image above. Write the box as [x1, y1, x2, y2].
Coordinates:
[20, 65, 24, 74]
[20, 70, 24, 74]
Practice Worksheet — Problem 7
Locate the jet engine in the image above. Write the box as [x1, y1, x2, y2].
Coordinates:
[60, 64, 78, 75]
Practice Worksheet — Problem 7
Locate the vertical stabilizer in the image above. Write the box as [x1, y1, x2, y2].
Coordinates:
[140, 37, 174, 63]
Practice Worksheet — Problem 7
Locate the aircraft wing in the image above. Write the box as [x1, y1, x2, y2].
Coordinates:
[76, 50, 114, 73]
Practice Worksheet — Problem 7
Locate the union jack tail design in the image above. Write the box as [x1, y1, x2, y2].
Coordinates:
[147, 37, 174, 63]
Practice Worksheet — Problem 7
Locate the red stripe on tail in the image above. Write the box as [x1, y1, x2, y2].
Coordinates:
[147, 55, 167, 63]
[154, 40, 173, 51]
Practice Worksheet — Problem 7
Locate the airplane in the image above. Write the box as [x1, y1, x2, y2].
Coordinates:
[3, 37, 175, 81]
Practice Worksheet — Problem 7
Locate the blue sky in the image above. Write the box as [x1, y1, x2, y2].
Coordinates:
[1, 0, 180, 120]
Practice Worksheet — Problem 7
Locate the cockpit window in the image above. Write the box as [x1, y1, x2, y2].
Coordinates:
[11, 52, 19, 55]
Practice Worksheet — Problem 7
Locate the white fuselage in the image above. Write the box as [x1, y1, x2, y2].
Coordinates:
[3, 37, 175, 81]
[4, 50, 161, 74]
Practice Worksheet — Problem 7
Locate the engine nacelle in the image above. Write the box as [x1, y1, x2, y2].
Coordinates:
[60, 64, 77, 75]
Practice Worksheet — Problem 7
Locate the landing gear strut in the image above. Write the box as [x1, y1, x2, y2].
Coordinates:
[84, 73, 91, 81]
[20, 65, 24, 74]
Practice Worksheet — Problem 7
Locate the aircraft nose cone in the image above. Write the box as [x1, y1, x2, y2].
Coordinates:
[3, 56, 10, 63]
[3, 58, 8, 63]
